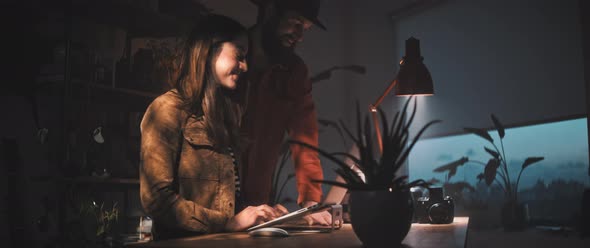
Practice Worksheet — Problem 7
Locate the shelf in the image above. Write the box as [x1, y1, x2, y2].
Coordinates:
[40, 0, 197, 38]
[62, 176, 139, 185]
[38, 0, 197, 38]
[85, 81, 160, 98]
[37, 75, 161, 98]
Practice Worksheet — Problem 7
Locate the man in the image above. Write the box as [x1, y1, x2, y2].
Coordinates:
[240, 0, 332, 225]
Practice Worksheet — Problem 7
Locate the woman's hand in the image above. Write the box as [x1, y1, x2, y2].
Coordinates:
[224, 204, 289, 232]
[272, 204, 289, 216]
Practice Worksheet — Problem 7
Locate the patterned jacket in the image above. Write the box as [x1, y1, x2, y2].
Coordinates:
[140, 90, 236, 239]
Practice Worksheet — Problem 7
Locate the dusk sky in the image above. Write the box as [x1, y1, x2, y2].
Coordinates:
[409, 118, 590, 189]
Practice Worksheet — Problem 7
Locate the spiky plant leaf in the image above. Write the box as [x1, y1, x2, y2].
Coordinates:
[292, 97, 438, 191]
[290, 140, 364, 187]
[394, 119, 442, 168]
[398, 96, 414, 127]
[403, 97, 418, 131]
[363, 115, 376, 181]
[339, 119, 360, 145]
[318, 118, 347, 146]
[334, 167, 363, 185]
[330, 152, 362, 168]
[391, 96, 413, 144]
[312, 179, 353, 190]
[355, 101, 363, 147]
[377, 108, 395, 185]
[275, 173, 295, 204]
[389, 112, 400, 139]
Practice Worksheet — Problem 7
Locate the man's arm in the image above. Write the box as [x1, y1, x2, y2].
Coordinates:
[286, 65, 332, 225]
[286, 62, 324, 205]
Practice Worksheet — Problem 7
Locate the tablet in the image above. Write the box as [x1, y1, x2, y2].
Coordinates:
[246, 203, 331, 231]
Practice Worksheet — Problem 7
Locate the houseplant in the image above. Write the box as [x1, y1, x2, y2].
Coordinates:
[432, 157, 476, 213]
[79, 200, 120, 247]
[269, 119, 347, 206]
[290, 97, 439, 247]
[463, 114, 544, 230]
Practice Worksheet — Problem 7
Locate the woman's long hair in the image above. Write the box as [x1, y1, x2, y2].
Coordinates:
[173, 14, 247, 150]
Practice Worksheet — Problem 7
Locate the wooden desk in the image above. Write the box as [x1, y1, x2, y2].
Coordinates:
[128, 217, 469, 248]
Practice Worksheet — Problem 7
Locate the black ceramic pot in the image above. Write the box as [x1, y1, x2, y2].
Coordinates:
[500, 201, 529, 231]
[349, 189, 413, 247]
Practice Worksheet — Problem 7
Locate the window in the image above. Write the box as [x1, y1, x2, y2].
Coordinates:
[409, 117, 589, 223]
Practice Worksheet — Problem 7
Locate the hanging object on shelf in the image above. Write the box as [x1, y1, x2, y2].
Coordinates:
[37, 128, 49, 145]
[92, 126, 105, 144]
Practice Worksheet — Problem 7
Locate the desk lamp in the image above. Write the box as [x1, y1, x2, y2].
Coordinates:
[369, 37, 434, 153]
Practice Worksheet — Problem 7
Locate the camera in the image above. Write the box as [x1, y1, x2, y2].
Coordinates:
[412, 187, 454, 224]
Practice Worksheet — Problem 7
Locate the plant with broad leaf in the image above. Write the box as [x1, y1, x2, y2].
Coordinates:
[432, 157, 482, 209]
[290, 97, 440, 191]
[462, 114, 544, 203]
[270, 118, 348, 205]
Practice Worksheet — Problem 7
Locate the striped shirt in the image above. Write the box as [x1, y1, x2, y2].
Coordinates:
[228, 147, 243, 212]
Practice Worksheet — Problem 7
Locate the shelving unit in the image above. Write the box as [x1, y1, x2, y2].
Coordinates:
[37, 76, 160, 98]
[62, 176, 140, 185]
[46, 1, 209, 245]
[84, 82, 160, 98]
[44, 0, 206, 38]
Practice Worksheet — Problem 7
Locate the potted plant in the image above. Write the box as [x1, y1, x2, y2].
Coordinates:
[463, 114, 544, 231]
[269, 114, 350, 206]
[432, 157, 475, 208]
[290, 97, 439, 247]
[79, 200, 120, 247]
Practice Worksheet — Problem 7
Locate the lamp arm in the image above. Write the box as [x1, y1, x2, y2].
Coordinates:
[369, 78, 398, 154]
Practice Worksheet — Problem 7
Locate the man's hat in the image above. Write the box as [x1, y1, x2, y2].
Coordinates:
[275, 0, 327, 30]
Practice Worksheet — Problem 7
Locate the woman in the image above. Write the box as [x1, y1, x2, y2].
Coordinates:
[139, 14, 287, 240]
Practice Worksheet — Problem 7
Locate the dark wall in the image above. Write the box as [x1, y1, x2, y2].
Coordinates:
[582, 0, 590, 176]
[392, 0, 586, 137]
[1, 2, 64, 247]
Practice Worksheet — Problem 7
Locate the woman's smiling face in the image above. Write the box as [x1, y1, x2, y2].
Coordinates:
[213, 34, 249, 90]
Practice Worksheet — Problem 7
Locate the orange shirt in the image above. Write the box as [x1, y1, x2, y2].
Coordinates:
[240, 54, 323, 206]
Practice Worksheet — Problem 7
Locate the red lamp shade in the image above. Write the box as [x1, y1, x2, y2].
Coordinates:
[395, 37, 434, 96]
